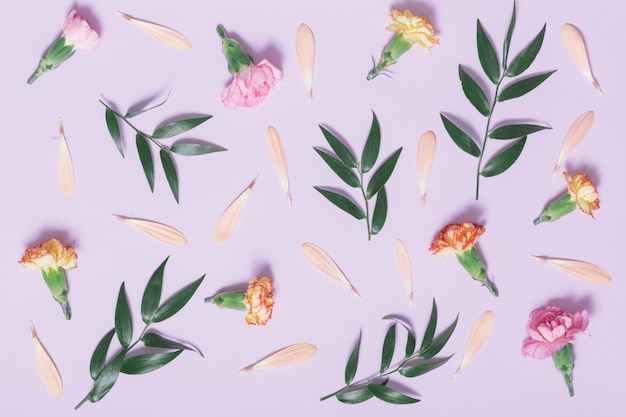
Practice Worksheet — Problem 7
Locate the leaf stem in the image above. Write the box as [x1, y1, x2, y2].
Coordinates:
[99, 100, 166, 150]
[75, 393, 90, 409]
[358, 167, 371, 240]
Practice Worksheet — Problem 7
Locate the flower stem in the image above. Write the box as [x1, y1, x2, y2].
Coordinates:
[358, 168, 371, 240]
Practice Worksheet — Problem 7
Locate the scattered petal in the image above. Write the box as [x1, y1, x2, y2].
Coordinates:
[296, 23, 315, 101]
[453, 311, 493, 380]
[30, 323, 63, 397]
[301, 242, 360, 297]
[112, 215, 187, 246]
[417, 130, 436, 207]
[240, 343, 317, 372]
[57, 118, 75, 198]
[212, 177, 258, 246]
[561, 24, 602, 94]
[117, 11, 191, 50]
[531, 255, 611, 284]
[552, 111, 594, 177]
[394, 239, 413, 307]
[266, 126, 292, 206]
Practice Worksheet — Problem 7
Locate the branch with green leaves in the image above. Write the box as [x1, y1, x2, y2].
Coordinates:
[440, 2, 554, 200]
[314, 111, 402, 240]
[101, 94, 226, 203]
[321, 299, 458, 404]
[75, 257, 204, 409]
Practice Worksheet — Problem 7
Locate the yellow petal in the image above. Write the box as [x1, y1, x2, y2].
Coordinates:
[453, 311, 493, 380]
[416, 130, 436, 207]
[31, 323, 63, 397]
[394, 239, 413, 307]
[240, 343, 316, 372]
[301, 242, 360, 297]
[553, 111, 594, 177]
[57, 118, 75, 198]
[295, 23, 315, 101]
[117, 11, 191, 50]
[112, 215, 187, 245]
[531, 255, 611, 284]
[212, 177, 258, 246]
[266, 126, 292, 206]
[561, 24, 602, 94]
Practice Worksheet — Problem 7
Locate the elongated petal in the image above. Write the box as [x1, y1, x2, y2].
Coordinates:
[552, 111, 594, 177]
[302, 242, 360, 297]
[57, 118, 75, 198]
[112, 215, 187, 246]
[212, 177, 258, 246]
[531, 255, 611, 284]
[266, 126, 292, 206]
[117, 11, 191, 50]
[417, 130, 436, 207]
[240, 343, 316, 372]
[394, 239, 413, 307]
[453, 311, 493, 380]
[561, 24, 602, 94]
[296, 23, 315, 101]
[31, 323, 63, 397]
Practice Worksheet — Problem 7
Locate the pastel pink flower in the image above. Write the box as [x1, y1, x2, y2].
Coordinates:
[221, 59, 282, 109]
[522, 307, 589, 359]
[63, 10, 100, 50]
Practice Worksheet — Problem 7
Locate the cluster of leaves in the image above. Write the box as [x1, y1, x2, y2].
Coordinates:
[314, 111, 402, 240]
[440, 2, 554, 200]
[75, 257, 205, 409]
[102, 95, 226, 203]
[321, 299, 458, 404]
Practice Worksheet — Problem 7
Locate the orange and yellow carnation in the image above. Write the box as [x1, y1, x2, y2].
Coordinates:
[386, 9, 439, 53]
[564, 172, 599, 218]
[19, 238, 78, 271]
[429, 223, 485, 257]
[244, 276, 274, 325]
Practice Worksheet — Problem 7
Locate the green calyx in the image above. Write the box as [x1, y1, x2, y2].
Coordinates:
[41, 267, 71, 319]
[204, 290, 247, 311]
[27, 36, 75, 84]
[552, 343, 575, 397]
[368, 34, 412, 80]
[533, 193, 576, 225]
[216, 25, 253, 75]
[455, 247, 498, 297]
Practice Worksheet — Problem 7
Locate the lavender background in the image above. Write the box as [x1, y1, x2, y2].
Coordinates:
[1, 0, 623, 416]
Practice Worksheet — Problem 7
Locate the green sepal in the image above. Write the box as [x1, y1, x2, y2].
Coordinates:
[480, 136, 526, 177]
[489, 124, 550, 140]
[459, 65, 491, 116]
[89, 328, 116, 380]
[365, 148, 402, 199]
[135, 133, 154, 192]
[141, 257, 168, 324]
[120, 350, 183, 375]
[345, 331, 361, 385]
[41, 267, 68, 305]
[506, 24, 546, 77]
[170, 142, 226, 156]
[368, 33, 412, 80]
[477, 19, 500, 84]
[217, 25, 254, 74]
[160, 149, 179, 203]
[319, 126, 357, 168]
[114, 282, 133, 349]
[314, 148, 360, 188]
[533, 193, 577, 225]
[498, 70, 556, 102]
[551, 343, 575, 397]
[440, 114, 480, 157]
[361, 111, 381, 173]
[204, 290, 247, 310]
[314, 187, 365, 220]
[152, 116, 212, 139]
[153, 275, 205, 323]
[367, 384, 420, 404]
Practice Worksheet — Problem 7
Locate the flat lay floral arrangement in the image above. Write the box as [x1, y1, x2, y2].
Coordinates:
[3, 0, 623, 416]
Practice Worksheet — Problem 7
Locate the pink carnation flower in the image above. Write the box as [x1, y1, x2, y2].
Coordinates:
[522, 306, 589, 359]
[221, 59, 282, 109]
[63, 10, 100, 50]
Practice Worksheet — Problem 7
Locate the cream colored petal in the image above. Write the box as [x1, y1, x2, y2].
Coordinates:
[394, 239, 413, 307]
[112, 215, 187, 245]
[266, 126, 292, 206]
[212, 177, 258, 246]
[295, 24, 315, 101]
[453, 311, 493, 380]
[553, 111, 594, 177]
[240, 343, 316, 372]
[561, 24, 602, 94]
[31, 323, 63, 397]
[302, 242, 360, 297]
[531, 255, 611, 284]
[117, 11, 191, 50]
[416, 130, 436, 207]
[57, 118, 74, 198]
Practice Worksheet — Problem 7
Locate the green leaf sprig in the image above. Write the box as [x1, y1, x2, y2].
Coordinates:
[75, 257, 205, 409]
[440, 2, 554, 200]
[321, 299, 458, 404]
[314, 111, 402, 240]
[101, 95, 226, 203]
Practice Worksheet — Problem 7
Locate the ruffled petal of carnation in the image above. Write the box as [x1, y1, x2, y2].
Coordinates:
[221, 60, 282, 109]
[386, 9, 439, 53]
[563, 172, 599, 217]
[63, 10, 100, 50]
[244, 276, 274, 325]
[429, 222, 485, 256]
[522, 306, 589, 359]
[19, 238, 78, 271]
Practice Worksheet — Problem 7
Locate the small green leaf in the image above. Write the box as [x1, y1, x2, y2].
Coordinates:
[459, 65, 490, 117]
[382, 316, 417, 359]
[319, 125, 357, 168]
[89, 350, 126, 403]
[489, 124, 550, 140]
[136, 133, 154, 192]
[142, 332, 200, 356]
[502, 2, 516, 70]
[367, 384, 420, 404]
[141, 257, 168, 324]
[477, 20, 500, 84]
[314, 148, 360, 188]
[345, 331, 361, 385]
[170, 142, 227, 155]
[314, 187, 365, 220]
[506, 24, 546, 77]
[480, 137, 526, 177]
[121, 350, 183, 375]
[380, 324, 396, 374]
[440, 114, 480, 157]
[114, 283, 133, 349]
[125, 93, 170, 118]
[419, 299, 438, 354]
[370, 187, 387, 235]
[498, 70, 556, 102]
[153, 275, 205, 323]
[419, 314, 459, 360]
[361, 111, 381, 173]
[105, 108, 124, 157]
[160, 149, 179, 203]
[399, 356, 452, 378]
[152, 116, 212, 139]
[336, 386, 374, 404]
[89, 328, 115, 380]
[365, 148, 402, 199]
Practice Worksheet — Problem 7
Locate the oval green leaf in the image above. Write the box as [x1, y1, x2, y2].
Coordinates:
[502, 2, 516, 70]
[314, 187, 365, 220]
[419, 314, 459, 360]
[361, 111, 381, 173]
[114, 282, 133, 349]
[367, 384, 420, 404]
[336, 386, 374, 404]
[370, 187, 387, 235]
[153, 275, 205, 323]
[382, 316, 416, 359]
[152, 116, 212, 139]
[319, 125, 357, 168]
[440, 114, 480, 157]
[159, 149, 179, 203]
[170, 142, 226, 156]
[419, 298, 437, 354]
[399, 356, 452, 378]
[120, 350, 183, 375]
[141, 257, 168, 324]
[380, 324, 396, 374]
[477, 20, 500, 84]
[314, 148, 360, 188]
[481, 136, 526, 177]
[136, 133, 154, 192]
[105, 108, 124, 157]
[345, 331, 361, 385]
[459, 65, 490, 117]
[142, 332, 200, 356]
[489, 124, 550, 139]
[89, 328, 116, 380]
[365, 148, 402, 199]
[498, 70, 556, 102]
[89, 350, 126, 403]
[506, 24, 546, 77]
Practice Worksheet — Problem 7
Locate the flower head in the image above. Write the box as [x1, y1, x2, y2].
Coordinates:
[386, 10, 439, 53]
[221, 59, 282, 109]
[429, 222, 485, 257]
[19, 238, 77, 272]
[244, 276, 274, 325]
[63, 10, 100, 50]
[564, 172, 599, 218]
[522, 306, 589, 360]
